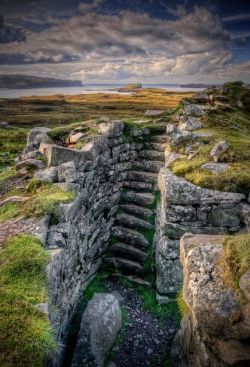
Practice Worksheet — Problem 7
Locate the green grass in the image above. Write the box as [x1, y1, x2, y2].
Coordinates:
[176, 289, 191, 317]
[0, 203, 19, 223]
[137, 285, 180, 321]
[170, 109, 250, 194]
[0, 127, 27, 169]
[0, 235, 57, 367]
[223, 233, 250, 298]
[0, 183, 76, 224]
[26, 183, 75, 218]
[83, 272, 108, 301]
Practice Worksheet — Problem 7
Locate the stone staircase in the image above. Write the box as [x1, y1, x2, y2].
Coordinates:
[104, 130, 166, 286]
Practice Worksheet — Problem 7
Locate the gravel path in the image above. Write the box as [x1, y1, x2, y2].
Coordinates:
[104, 276, 178, 367]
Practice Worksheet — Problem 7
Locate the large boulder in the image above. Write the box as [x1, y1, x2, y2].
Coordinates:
[24, 127, 51, 153]
[71, 293, 122, 367]
[172, 233, 250, 367]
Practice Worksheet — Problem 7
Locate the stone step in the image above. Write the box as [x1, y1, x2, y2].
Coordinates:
[110, 242, 147, 262]
[104, 257, 144, 275]
[112, 273, 151, 287]
[126, 170, 158, 183]
[144, 142, 165, 152]
[116, 213, 153, 230]
[150, 135, 167, 143]
[112, 226, 148, 249]
[123, 180, 154, 191]
[122, 191, 155, 206]
[138, 150, 165, 161]
[120, 204, 154, 220]
[133, 160, 164, 173]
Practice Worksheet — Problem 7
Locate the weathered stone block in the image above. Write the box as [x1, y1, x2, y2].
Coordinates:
[71, 293, 122, 367]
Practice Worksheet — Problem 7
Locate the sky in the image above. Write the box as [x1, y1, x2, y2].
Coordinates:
[0, 0, 250, 84]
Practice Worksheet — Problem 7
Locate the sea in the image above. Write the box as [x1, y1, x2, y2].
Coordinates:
[0, 84, 205, 98]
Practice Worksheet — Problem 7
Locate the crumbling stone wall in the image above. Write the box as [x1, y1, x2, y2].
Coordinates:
[155, 168, 250, 301]
[42, 121, 143, 364]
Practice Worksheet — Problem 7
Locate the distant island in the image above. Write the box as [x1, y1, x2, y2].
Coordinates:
[118, 83, 142, 92]
[0, 74, 83, 89]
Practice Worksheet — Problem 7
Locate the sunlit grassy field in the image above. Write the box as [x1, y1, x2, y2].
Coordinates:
[0, 89, 193, 127]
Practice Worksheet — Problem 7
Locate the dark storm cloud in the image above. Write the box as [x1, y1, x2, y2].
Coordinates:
[0, 14, 25, 43]
[0, 0, 249, 83]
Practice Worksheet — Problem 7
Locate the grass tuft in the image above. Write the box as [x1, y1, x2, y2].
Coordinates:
[0, 235, 57, 367]
[0, 203, 19, 223]
[223, 233, 250, 293]
[176, 289, 191, 317]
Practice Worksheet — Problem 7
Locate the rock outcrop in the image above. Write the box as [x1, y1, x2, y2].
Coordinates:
[155, 168, 249, 301]
[172, 234, 250, 367]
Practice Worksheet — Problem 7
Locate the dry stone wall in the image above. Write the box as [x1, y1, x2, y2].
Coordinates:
[155, 166, 250, 302]
[39, 121, 143, 365]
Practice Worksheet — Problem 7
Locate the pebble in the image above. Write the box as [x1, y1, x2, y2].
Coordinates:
[147, 348, 153, 355]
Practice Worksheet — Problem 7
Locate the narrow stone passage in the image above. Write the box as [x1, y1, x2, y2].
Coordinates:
[104, 130, 166, 286]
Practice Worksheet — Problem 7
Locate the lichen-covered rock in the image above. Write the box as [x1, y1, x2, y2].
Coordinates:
[58, 161, 77, 183]
[165, 152, 185, 167]
[34, 166, 58, 183]
[98, 120, 124, 137]
[158, 168, 245, 205]
[201, 162, 230, 173]
[166, 123, 196, 147]
[182, 102, 205, 116]
[24, 127, 51, 153]
[16, 158, 45, 174]
[71, 293, 121, 367]
[179, 116, 203, 131]
[172, 233, 250, 367]
[210, 140, 229, 162]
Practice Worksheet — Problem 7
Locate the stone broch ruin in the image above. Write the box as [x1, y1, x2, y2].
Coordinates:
[16, 93, 250, 366]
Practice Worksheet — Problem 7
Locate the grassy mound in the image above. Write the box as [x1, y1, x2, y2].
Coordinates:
[171, 109, 250, 194]
[0, 235, 57, 366]
[0, 183, 76, 224]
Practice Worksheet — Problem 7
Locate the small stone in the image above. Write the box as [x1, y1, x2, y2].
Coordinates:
[147, 348, 153, 355]
[201, 162, 230, 174]
[210, 140, 229, 162]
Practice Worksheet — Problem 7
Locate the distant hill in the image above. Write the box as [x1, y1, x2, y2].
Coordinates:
[180, 83, 219, 88]
[0, 74, 83, 89]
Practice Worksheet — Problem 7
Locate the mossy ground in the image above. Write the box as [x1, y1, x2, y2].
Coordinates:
[223, 233, 250, 301]
[0, 182, 76, 224]
[0, 235, 57, 367]
[170, 109, 250, 194]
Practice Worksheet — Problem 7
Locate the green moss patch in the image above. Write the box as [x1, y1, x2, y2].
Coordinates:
[170, 109, 250, 194]
[176, 289, 191, 317]
[0, 127, 27, 170]
[223, 233, 250, 294]
[0, 203, 19, 223]
[0, 235, 57, 367]
[0, 183, 76, 224]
